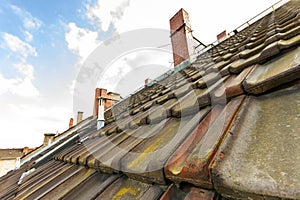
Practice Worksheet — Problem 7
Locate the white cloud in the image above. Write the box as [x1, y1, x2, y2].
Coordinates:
[0, 34, 39, 97]
[0, 103, 72, 148]
[65, 22, 100, 62]
[10, 4, 42, 30]
[3, 33, 37, 59]
[24, 31, 33, 42]
[86, 0, 130, 32]
[14, 63, 34, 79]
[0, 72, 39, 97]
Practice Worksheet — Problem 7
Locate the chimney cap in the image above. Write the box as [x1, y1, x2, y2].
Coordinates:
[44, 133, 55, 136]
[169, 8, 188, 21]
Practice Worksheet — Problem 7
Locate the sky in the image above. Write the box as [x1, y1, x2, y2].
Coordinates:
[0, 0, 280, 148]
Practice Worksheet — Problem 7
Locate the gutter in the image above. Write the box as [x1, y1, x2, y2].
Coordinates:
[19, 116, 95, 167]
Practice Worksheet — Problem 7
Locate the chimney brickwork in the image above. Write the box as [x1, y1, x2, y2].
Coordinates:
[93, 88, 121, 117]
[217, 30, 228, 43]
[170, 8, 195, 67]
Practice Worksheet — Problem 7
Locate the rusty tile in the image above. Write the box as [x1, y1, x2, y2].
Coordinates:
[121, 109, 210, 185]
[165, 96, 245, 188]
[213, 66, 252, 101]
[244, 46, 300, 94]
[183, 187, 219, 200]
[160, 184, 218, 200]
[159, 185, 189, 200]
[212, 84, 300, 199]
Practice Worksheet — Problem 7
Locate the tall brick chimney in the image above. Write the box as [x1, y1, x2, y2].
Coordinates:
[170, 8, 195, 67]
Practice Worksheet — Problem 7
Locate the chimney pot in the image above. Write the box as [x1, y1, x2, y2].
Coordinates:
[145, 78, 152, 86]
[69, 118, 74, 128]
[76, 112, 83, 124]
[22, 146, 29, 155]
[43, 133, 55, 146]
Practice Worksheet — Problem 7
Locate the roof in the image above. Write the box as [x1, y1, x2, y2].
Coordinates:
[0, 149, 25, 160]
[1, 0, 300, 199]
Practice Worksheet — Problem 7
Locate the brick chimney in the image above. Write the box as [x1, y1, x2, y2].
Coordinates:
[93, 88, 122, 116]
[76, 111, 83, 124]
[217, 30, 228, 43]
[93, 88, 108, 116]
[43, 133, 55, 146]
[106, 92, 121, 108]
[170, 8, 195, 67]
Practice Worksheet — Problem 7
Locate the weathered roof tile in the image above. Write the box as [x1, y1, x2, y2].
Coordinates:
[212, 84, 300, 199]
[244, 46, 300, 94]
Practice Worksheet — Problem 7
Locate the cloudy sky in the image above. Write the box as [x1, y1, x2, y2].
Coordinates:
[0, 0, 280, 148]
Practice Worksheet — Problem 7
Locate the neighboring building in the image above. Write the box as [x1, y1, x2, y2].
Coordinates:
[0, 0, 300, 199]
[0, 148, 31, 177]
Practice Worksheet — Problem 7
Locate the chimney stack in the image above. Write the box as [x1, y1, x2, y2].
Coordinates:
[76, 112, 83, 124]
[170, 8, 195, 67]
[43, 133, 55, 146]
[106, 92, 121, 109]
[217, 30, 228, 43]
[69, 118, 74, 128]
[93, 88, 108, 116]
[93, 88, 121, 130]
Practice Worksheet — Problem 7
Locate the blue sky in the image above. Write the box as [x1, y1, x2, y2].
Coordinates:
[0, 0, 280, 148]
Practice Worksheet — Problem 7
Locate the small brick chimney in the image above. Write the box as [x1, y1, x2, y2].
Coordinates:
[93, 88, 121, 130]
[76, 111, 83, 124]
[170, 8, 195, 67]
[43, 133, 55, 146]
[217, 30, 228, 43]
[93, 88, 121, 117]
[69, 118, 74, 128]
[93, 88, 108, 116]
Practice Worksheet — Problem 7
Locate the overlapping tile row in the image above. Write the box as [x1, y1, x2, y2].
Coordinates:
[12, 160, 219, 200]
[1, 1, 300, 199]
[105, 0, 300, 126]
[165, 96, 245, 189]
[0, 162, 29, 199]
[56, 0, 300, 191]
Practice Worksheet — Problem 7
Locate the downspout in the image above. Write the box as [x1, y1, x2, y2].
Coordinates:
[97, 97, 105, 130]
